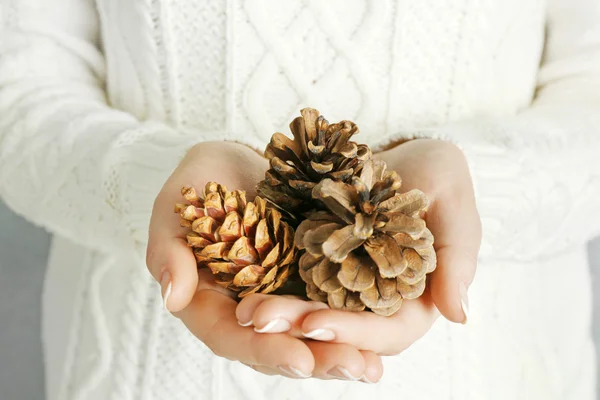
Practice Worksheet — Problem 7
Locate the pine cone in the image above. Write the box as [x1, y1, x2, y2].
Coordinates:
[257, 107, 372, 214]
[176, 182, 297, 297]
[295, 160, 436, 316]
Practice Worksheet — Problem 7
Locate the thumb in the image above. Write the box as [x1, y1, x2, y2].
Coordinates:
[146, 237, 199, 313]
[146, 195, 199, 313]
[429, 245, 478, 324]
[427, 191, 481, 324]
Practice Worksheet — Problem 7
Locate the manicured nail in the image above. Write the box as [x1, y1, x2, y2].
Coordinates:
[302, 328, 335, 341]
[238, 319, 253, 327]
[327, 366, 360, 381]
[360, 375, 376, 384]
[254, 319, 291, 333]
[459, 282, 469, 324]
[278, 365, 311, 378]
[160, 270, 172, 311]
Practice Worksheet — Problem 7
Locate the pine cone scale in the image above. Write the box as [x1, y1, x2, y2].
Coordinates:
[303, 222, 343, 257]
[397, 249, 427, 285]
[364, 234, 408, 278]
[359, 280, 402, 311]
[186, 232, 212, 249]
[397, 277, 426, 300]
[313, 179, 358, 217]
[311, 258, 344, 293]
[322, 225, 365, 263]
[207, 262, 242, 274]
[337, 253, 376, 292]
[328, 289, 365, 312]
[380, 213, 426, 237]
[200, 242, 232, 259]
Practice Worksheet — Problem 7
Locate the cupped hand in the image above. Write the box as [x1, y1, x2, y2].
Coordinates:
[145, 141, 383, 381]
[239, 139, 481, 356]
[147, 141, 267, 311]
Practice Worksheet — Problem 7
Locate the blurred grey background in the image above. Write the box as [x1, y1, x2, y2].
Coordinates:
[1, 199, 600, 399]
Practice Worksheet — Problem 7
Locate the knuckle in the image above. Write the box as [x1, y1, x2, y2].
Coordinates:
[256, 296, 285, 316]
[234, 296, 253, 320]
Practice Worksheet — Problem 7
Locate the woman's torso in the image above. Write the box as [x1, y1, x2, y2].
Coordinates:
[99, 0, 544, 144]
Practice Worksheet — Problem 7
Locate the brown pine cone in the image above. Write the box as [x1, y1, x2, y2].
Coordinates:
[176, 182, 297, 297]
[294, 160, 436, 316]
[257, 107, 371, 215]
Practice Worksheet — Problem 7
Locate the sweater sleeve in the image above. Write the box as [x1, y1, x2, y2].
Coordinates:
[0, 0, 246, 251]
[377, 0, 600, 261]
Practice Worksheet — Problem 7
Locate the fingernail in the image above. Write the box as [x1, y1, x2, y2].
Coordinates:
[238, 319, 253, 327]
[160, 270, 172, 311]
[326, 366, 360, 381]
[302, 328, 335, 341]
[278, 365, 311, 378]
[360, 375, 376, 384]
[459, 282, 469, 324]
[254, 319, 291, 333]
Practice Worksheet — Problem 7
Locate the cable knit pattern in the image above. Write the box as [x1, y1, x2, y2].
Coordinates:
[1, 0, 599, 399]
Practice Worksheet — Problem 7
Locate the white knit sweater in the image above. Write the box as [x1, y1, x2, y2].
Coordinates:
[1, 0, 600, 399]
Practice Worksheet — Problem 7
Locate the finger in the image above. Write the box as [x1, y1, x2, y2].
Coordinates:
[248, 345, 383, 382]
[244, 342, 383, 383]
[359, 350, 383, 384]
[146, 235, 199, 313]
[252, 297, 330, 337]
[305, 341, 366, 381]
[301, 294, 439, 355]
[148, 179, 195, 244]
[427, 184, 481, 324]
[146, 179, 202, 311]
[247, 364, 312, 380]
[429, 245, 478, 324]
[235, 293, 273, 327]
[237, 295, 329, 336]
[177, 289, 314, 377]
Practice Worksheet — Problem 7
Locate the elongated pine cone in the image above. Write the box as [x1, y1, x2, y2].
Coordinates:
[257, 107, 372, 214]
[294, 160, 436, 316]
[175, 182, 297, 297]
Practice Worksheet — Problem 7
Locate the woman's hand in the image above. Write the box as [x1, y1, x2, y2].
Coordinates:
[239, 139, 481, 356]
[145, 141, 383, 381]
[147, 142, 267, 312]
